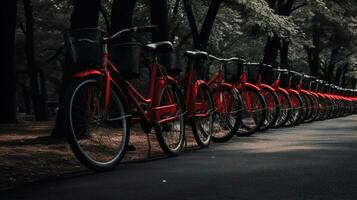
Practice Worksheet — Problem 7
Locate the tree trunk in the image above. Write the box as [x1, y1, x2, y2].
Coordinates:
[23, 0, 49, 121]
[170, 0, 182, 42]
[263, 0, 296, 67]
[110, 0, 136, 34]
[0, 0, 18, 123]
[308, 15, 321, 77]
[52, 0, 101, 137]
[335, 63, 348, 86]
[184, 0, 221, 50]
[183, 0, 221, 79]
[262, 34, 280, 66]
[150, 0, 169, 42]
[197, 0, 221, 50]
[280, 38, 289, 69]
[149, 0, 172, 69]
[326, 47, 341, 82]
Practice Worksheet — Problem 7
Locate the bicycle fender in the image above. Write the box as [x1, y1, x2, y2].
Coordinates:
[260, 84, 275, 93]
[244, 82, 261, 91]
[211, 82, 237, 93]
[300, 90, 310, 95]
[277, 87, 289, 96]
[310, 92, 319, 98]
[289, 89, 300, 95]
[73, 69, 102, 78]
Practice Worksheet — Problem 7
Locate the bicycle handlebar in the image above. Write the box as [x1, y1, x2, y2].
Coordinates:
[209, 54, 243, 63]
[103, 25, 158, 43]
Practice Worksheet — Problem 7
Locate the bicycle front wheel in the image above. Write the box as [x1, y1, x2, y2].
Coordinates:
[211, 85, 242, 143]
[259, 88, 280, 132]
[237, 87, 267, 136]
[273, 90, 292, 128]
[304, 94, 319, 123]
[190, 83, 214, 148]
[154, 79, 185, 156]
[284, 92, 303, 127]
[64, 78, 130, 171]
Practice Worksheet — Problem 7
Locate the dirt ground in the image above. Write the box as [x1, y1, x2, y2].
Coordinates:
[0, 120, 200, 191]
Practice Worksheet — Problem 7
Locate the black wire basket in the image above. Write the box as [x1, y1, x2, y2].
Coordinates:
[279, 70, 291, 88]
[245, 63, 261, 84]
[109, 41, 142, 79]
[317, 80, 325, 93]
[301, 75, 311, 90]
[310, 79, 318, 91]
[290, 71, 302, 89]
[261, 65, 279, 85]
[321, 82, 330, 93]
[223, 61, 243, 83]
[64, 29, 105, 68]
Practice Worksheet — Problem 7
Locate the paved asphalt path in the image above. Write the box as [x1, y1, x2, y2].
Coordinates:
[1, 115, 357, 200]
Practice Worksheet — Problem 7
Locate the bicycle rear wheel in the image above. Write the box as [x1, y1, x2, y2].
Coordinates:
[297, 93, 311, 124]
[64, 78, 130, 171]
[155, 80, 185, 156]
[237, 87, 267, 136]
[316, 96, 327, 120]
[273, 90, 292, 128]
[284, 92, 303, 127]
[304, 94, 319, 123]
[211, 85, 242, 143]
[190, 83, 214, 148]
[259, 88, 280, 131]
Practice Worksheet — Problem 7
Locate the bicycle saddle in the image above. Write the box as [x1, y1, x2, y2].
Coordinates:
[184, 50, 209, 60]
[145, 41, 173, 53]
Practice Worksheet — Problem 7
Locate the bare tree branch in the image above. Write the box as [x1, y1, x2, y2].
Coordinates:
[289, 2, 307, 14]
[331, 51, 355, 66]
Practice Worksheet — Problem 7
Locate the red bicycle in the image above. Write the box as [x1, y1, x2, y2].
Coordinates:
[245, 63, 280, 131]
[278, 70, 304, 126]
[226, 60, 267, 136]
[207, 55, 242, 142]
[63, 26, 185, 171]
[178, 50, 214, 148]
[270, 69, 293, 128]
[300, 75, 319, 123]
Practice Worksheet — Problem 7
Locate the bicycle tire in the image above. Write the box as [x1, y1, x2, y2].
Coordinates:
[154, 79, 185, 156]
[211, 85, 242, 143]
[190, 83, 214, 148]
[64, 78, 130, 172]
[284, 92, 303, 127]
[236, 87, 267, 136]
[304, 94, 319, 123]
[273, 90, 292, 128]
[259, 88, 280, 132]
[297, 93, 310, 124]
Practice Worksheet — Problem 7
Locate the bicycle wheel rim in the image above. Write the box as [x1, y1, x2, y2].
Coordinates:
[191, 84, 213, 147]
[156, 82, 185, 154]
[68, 79, 128, 168]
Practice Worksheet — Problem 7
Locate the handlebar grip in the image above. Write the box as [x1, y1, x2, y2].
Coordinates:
[134, 25, 158, 33]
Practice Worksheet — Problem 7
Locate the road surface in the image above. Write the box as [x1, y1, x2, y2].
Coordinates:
[1, 115, 357, 200]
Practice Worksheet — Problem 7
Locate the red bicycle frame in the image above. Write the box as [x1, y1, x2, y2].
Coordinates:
[179, 66, 209, 118]
[207, 63, 239, 113]
[73, 52, 178, 127]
